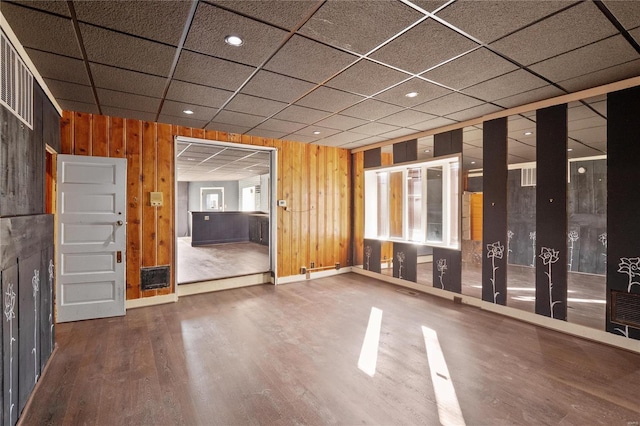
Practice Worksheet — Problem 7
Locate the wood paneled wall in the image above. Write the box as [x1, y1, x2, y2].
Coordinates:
[60, 111, 351, 299]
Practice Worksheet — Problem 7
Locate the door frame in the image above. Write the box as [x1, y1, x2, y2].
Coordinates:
[174, 136, 278, 283]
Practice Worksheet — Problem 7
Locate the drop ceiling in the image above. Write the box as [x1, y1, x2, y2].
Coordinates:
[2, 0, 639, 154]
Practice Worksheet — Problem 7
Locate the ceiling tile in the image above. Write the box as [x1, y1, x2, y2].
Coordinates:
[568, 115, 606, 132]
[295, 86, 365, 112]
[254, 118, 306, 134]
[377, 109, 436, 127]
[602, 0, 640, 30]
[12, 0, 70, 16]
[299, 0, 424, 54]
[74, 0, 192, 46]
[225, 94, 287, 117]
[316, 131, 367, 146]
[490, 2, 618, 66]
[205, 122, 251, 134]
[412, 92, 484, 116]
[569, 127, 607, 146]
[326, 60, 410, 96]
[43, 79, 94, 104]
[409, 116, 458, 131]
[97, 88, 161, 113]
[160, 100, 217, 121]
[374, 78, 452, 107]
[90, 63, 167, 98]
[210, 0, 319, 30]
[410, 1, 450, 13]
[174, 51, 256, 91]
[57, 99, 99, 115]
[529, 35, 639, 83]
[295, 126, 341, 138]
[166, 80, 233, 109]
[351, 122, 401, 136]
[349, 135, 387, 146]
[493, 85, 565, 109]
[370, 18, 478, 74]
[462, 70, 548, 102]
[265, 35, 358, 83]
[241, 70, 316, 103]
[631, 26, 640, 45]
[25, 49, 89, 85]
[184, 2, 287, 67]
[435, 0, 569, 44]
[246, 128, 288, 139]
[284, 134, 322, 143]
[341, 99, 404, 121]
[80, 24, 176, 76]
[103, 107, 156, 122]
[445, 103, 504, 122]
[378, 127, 421, 140]
[314, 114, 369, 131]
[559, 59, 640, 93]
[212, 110, 266, 128]
[422, 48, 519, 90]
[2, 3, 80, 58]
[157, 114, 209, 129]
[272, 105, 331, 124]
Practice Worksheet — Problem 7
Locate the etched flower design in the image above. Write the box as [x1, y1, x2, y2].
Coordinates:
[4, 283, 16, 321]
[436, 258, 447, 289]
[487, 242, 504, 260]
[617, 257, 640, 292]
[397, 251, 406, 279]
[529, 231, 536, 241]
[598, 232, 607, 248]
[48, 259, 54, 283]
[567, 231, 579, 243]
[32, 269, 40, 297]
[364, 245, 372, 270]
[539, 247, 560, 265]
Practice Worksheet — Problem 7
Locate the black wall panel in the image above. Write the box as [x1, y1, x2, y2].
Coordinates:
[392, 139, 417, 164]
[18, 253, 39, 413]
[39, 246, 54, 373]
[482, 118, 508, 304]
[432, 248, 462, 293]
[364, 147, 381, 169]
[434, 129, 462, 157]
[363, 239, 382, 273]
[2, 264, 19, 426]
[535, 104, 568, 320]
[607, 86, 640, 340]
[392, 242, 417, 282]
[42, 95, 61, 153]
[506, 169, 537, 267]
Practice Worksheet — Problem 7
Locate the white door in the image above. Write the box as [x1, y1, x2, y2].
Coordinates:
[56, 155, 126, 322]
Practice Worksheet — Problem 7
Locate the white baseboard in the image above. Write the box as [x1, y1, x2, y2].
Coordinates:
[126, 293, 178, 309]
[351, 268, 640, 355]
[276, 266, 353, 285]
[178, 272, 271, 297]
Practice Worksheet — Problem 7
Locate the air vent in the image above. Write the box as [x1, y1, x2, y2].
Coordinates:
[1, 30, 33, 129]
[140, 266, 170, 290]
[611, 291, 640, 329]
[521, 166, 536, 187]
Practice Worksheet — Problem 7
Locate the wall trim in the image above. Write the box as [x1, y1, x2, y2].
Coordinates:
[351, 75, 640, 154]
[0, 11, 63, 115]
[351, 268, 640, 354]
[276, 266, 354, 285]
[178, 272, 271, 297]
[126, 293, 178, 309]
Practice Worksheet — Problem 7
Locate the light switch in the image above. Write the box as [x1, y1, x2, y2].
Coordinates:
[150, 192, 163, 206]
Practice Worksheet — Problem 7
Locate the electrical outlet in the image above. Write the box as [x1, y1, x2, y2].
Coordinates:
[310, 261, 315, 269]
[300, 266, 306, 275]
[278, 199, 287, 207]
[335, 262, 340, 270]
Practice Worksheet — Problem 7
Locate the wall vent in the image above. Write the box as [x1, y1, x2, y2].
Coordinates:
[1, 30, 33, 129]
[611, 291, 640, 329]
[521, 166, 536, 187]
[140, 266, 170, 290]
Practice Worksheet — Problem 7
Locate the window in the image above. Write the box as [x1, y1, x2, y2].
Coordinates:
[364, 155, 461, 249]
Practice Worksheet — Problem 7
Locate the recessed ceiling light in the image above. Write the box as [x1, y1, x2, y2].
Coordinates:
[405, 92, 419, 98]
[225, 35, 244, 46]
[567, 148, 573, 152]
[523, 131, 533, 136]
[183, 110, 194, 115]
[313, 131, 321, 135]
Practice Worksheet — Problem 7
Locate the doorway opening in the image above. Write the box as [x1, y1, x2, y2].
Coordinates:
[174, 137, 276, 285]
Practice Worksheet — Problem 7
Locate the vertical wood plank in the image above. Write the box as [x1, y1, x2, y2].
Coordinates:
[141, 122, 157, 270]
[192, 128, 205, 139]
[73, 112, 92, 155]
[60, 110, 73, 154]
[91, 115, 109, 157]
[340, 148, 350, 267]
[353, 152, 364, 266]
[316, 145, 326, 267]
[109, 117, 125, 158]
[229, 133, 241, 143]
[205, 130, 218, 140]
[156, 123, 174, 295]
[125, 119, 142, 300]
[308, 145, 318, 268]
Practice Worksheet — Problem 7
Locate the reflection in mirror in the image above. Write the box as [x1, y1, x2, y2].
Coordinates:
[506, 113, 537, 313]
[389, 171, 404, 239]
[566, 95, 607, 330]
[381, 145, 394, 276]
[417, 136, 434, 286]
[461, 125, 483, 299]
[426, 167, 443, 242]
[407, 168, 423, 241]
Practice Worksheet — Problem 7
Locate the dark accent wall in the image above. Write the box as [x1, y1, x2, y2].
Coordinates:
[482, 118, 508, 304]
[393, 242, 417, 282]
[535, 104, 568, 320]
[607, 86, 640, 340]
[363, 239, 381, 273]
[392, 139, 417, 164]
[434, 130, 462, 157]
[507, 169, 537, 267]
[364, 147, 381, 168]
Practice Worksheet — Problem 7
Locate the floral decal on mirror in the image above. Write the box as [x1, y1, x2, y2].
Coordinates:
[364, 245, 372, 270]
[436, 258, 447, 289]
[540, 247, 561, 319]
[396, 251, 405, 280]
[487, 241, 504, 303]
[567, 231, 579, 272]
[617, 257, 640, 293]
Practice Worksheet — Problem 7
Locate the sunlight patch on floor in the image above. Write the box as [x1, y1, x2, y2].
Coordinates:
[358, 307, 383, 377]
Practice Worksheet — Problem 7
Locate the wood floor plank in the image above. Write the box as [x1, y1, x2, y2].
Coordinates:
[22, 273, 640, 425]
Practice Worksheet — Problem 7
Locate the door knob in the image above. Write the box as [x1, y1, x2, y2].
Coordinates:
[116, 220, 124, 226]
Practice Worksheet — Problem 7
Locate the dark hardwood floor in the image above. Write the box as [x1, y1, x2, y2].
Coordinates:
[23, 273, 639, 425]
[177, 237, 269, 284]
